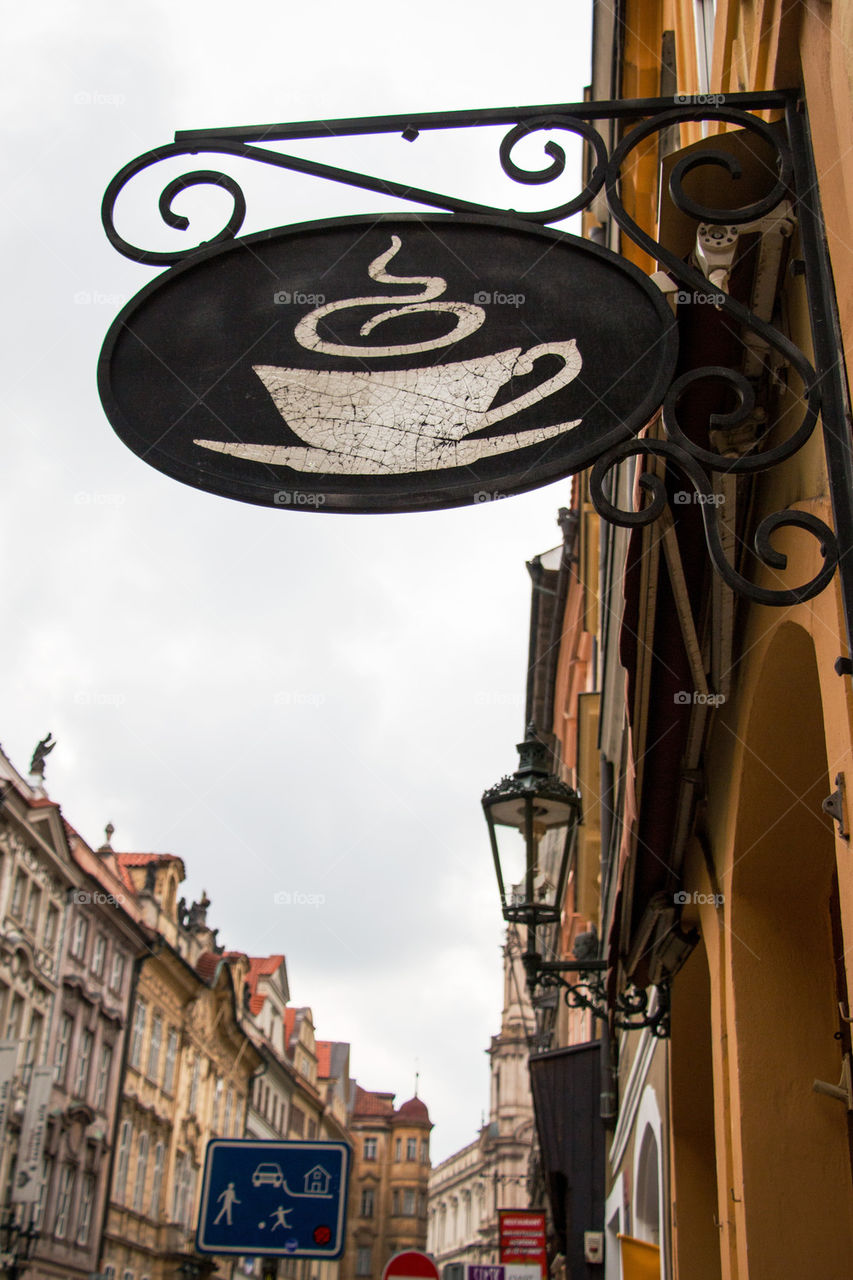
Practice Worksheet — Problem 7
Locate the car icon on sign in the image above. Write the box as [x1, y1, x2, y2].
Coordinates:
[252, 1163, 284, 1188]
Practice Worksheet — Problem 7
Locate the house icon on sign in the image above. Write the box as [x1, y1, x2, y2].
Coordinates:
[305, 1165, 332, 1195]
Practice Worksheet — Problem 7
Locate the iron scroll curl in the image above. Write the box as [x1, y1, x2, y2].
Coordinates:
[590, 103, 837, 606]
[99, 94, 847, 612]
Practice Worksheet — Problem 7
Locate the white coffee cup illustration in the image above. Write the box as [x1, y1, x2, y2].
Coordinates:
[194, 236, 583, 476]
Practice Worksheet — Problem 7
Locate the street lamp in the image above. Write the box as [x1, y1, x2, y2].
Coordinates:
[482, 727, 672, 1036]
[481, 725, 581, 985]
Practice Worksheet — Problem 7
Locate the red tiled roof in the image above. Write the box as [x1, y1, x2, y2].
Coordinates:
[316, 1041, 333, 1079]
[395, 1096, 431, 1125]
[239, 955, 287, 1017]
[249, 955, 285, 976]
[114, 852, 186, 893]
[353, 1086, 395, 1117]
[196, 951, 222, 983]
[116, 852, 184, 867]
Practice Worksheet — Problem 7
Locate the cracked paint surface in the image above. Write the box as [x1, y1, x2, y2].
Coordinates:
[193, 236, 584, 476]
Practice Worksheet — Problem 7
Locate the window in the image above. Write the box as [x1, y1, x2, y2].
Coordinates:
[360, 1188, 375, 1217]
[74, 1029, 93, 1099]
[173, 1152, 196, 1229]
[43, 904, 59, 949]
[223, 1085, 233, 1133]
[290, 1105, 305, 1137]
[95, 1043, 113, 1110]
[363, 1136, 377, 1161]
[212, 1077, 223, 1131]
[77, 1173, 95, 1244]
[123, 1271, 134, 1280]
[129, 1001, 146, 1069]
[150, 1141, 165, 1217]
[5, 992, 23, 1041]
[421, 1138, 429, 1163]
[23, 1010, 44, 1072]
[110, 951, 125, 993]
[407, 1137, 417, 1161]
[55, 1013, 73, 1082]
[11, 870, 26, 918]
[53, 1164, 74, 1239]
[146, 1015, 162, 1081]
[163, 1028, 178, 1093]
[395, 1137, 401, 1161]
[25, 883, 42, 932]
[189, 1057, 200, 1113]
[172, 1152, 186, 1222]
[70, 914, 88, 960]
[133, 1133, 149, 1214]
[91, 933, 106, 977]
[32, 1155, 52, 1231]
[104, 1267, 116, 1280]
[114, 1121, 132, 1203]
[356, 1247, 372, 1276]
[306, 1118, 316, 1140]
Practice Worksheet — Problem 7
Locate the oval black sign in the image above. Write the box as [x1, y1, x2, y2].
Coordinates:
[98, 215, 678, 513]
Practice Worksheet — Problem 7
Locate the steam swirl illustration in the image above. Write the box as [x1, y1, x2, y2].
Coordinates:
[293, 236, 486, 357]
[194, 235, 584, 476]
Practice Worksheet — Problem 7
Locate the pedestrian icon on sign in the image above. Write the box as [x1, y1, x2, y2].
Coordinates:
[214, 1183, 241, 1226]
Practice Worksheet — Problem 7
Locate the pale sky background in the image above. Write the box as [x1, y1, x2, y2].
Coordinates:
[2, 0, 592, 1163]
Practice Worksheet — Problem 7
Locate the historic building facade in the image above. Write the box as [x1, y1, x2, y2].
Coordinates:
[503, 5, 853, 1279]
[99, 853, 262, 1280]
[427, 929, 537, 1270]
[341, 1089, 431, 1280]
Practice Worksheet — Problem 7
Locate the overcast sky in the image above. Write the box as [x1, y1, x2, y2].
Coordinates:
[2, 0, 592, 1163]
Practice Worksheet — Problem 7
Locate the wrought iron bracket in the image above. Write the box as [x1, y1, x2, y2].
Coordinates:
[101, 90, 853, 658]
[527, 956, 671, 1037]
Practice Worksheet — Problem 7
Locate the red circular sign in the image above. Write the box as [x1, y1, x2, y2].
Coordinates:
[382, 1251, 440, 1280]
[313, 1225, 332, 1245]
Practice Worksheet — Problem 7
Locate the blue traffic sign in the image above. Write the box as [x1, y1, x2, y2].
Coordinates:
[196, 1139, 350, 1257]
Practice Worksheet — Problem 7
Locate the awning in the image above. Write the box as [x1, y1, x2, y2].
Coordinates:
[528, 1042, 605, 1276]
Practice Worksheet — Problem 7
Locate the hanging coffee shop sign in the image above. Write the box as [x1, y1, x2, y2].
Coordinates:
[98, 214, 676, 514]
[98, 95, 850, 627]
